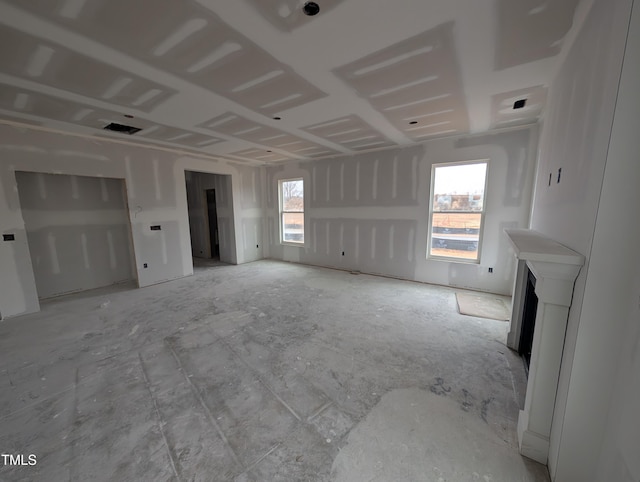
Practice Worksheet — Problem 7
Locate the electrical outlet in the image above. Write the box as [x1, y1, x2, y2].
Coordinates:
[256, 244, 259, 248]
[488, 267, 493, 273]
[143, 263, 148, 268]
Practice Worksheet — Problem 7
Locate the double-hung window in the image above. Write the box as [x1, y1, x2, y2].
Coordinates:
[279, 178, 304, 244]
[428, 161, 488, 262]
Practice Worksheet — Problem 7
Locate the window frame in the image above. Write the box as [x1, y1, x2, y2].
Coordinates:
[427, 159, 489, 264]
[278, 177, 305, 247]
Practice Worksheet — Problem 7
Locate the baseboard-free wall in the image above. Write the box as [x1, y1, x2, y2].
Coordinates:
[591, 4, 640, 478]
[265, 125, 538, 295]
[15, 172, 135, 299]
[528, 0, 636, 479]
[0, 123, 263, 318]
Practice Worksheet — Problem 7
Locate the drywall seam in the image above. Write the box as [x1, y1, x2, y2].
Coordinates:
[0, 119, 236, 165]
[526, 122, 540, 227]
[264, 127, 536, 295]
[15, 172, 135, 298]
[274, 122, 543, 166]
[260, 166, 269, 259]
[122, 178, 141, 285]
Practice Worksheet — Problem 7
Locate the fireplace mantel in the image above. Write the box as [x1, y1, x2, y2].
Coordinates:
[504, 228, 584, 266]
[504, 228, 584, 465]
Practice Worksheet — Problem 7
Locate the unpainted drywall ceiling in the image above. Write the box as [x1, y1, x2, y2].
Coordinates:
[0, 0, 585, 164]
[0, 82, 225, 152]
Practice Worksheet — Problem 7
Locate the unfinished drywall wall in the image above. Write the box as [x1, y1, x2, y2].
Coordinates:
[0, 171, 39, 319]
[264, 126, 537, 295]
[237, 164, 264, 264]
[0, 123, 262, 318]
[528, 0, 634, 479]
[185, 171, 234, 263]
[15, 172, 134, 298]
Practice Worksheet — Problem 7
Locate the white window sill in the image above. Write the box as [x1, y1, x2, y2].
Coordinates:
[281, 242, 305, 248]
[427, 255, 481, 265]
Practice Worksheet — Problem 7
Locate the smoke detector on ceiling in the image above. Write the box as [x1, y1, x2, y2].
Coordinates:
[303, 2, 320, 16]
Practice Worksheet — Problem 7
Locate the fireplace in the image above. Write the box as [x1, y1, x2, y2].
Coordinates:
[519, 268, 538, 371]
[504, 229, 584, 465]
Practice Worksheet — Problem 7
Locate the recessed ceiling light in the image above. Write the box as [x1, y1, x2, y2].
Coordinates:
[409, 121, 418, 125]
[124, 114, 134, 118]
[303, 2, 320, 16]
[273, 116, 281, 120]
[513, 99, 527, 109]
[267, 150, 272, 152]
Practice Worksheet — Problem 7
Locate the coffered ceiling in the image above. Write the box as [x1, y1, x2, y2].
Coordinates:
[0, 0, 585, 164]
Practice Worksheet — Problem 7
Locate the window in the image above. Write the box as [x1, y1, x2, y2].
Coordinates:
[279, 178, 304, 244]
[428, 161, 488, 262]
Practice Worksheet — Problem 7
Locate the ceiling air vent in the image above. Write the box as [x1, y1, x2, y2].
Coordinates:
[104, 122, 142, 135]
[513, 99, 527, 109]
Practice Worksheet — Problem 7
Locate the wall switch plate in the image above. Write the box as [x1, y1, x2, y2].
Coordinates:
[150, 225, 161, 231]
[143, 263, 148, 268]
[3, 234, 15, 241]
[488, 267, 494, 273]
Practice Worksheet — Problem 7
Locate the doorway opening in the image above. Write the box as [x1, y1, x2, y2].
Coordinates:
[184, 170, 233, 268]
[206, 188, 220, 259]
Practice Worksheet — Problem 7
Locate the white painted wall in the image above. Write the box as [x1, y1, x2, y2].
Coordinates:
[590, 5, 640, 479]
[15, 172, 134, 298]
[0, 123, 263, 319]
[265, 126, 538, 295]
[528, 0, 637, 479]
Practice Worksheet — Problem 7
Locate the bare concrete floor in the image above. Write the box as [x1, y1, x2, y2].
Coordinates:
[0, 260, 549, 482]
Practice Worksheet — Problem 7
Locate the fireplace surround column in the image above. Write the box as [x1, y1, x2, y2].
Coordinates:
[504, 229, 584, 465]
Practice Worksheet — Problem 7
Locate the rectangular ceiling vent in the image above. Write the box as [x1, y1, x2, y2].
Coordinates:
[103, 122, 142, 135]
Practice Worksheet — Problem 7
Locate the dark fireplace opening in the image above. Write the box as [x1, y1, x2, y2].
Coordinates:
[519, 268, 538, 373]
